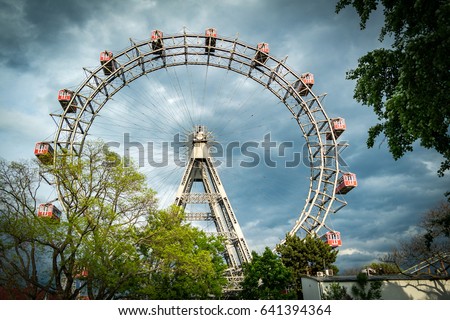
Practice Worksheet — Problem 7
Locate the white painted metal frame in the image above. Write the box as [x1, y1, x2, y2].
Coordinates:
[48, 29, 349, 244]
[174, 126, 251, 289]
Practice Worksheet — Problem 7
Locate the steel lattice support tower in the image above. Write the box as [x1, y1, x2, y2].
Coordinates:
[174, 125, 251, 288]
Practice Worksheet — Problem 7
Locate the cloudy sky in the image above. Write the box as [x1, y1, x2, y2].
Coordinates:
[1, 0, 448, 272]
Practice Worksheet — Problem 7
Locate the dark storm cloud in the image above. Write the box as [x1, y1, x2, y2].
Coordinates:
[0, 0, 151, 71]
[0, 0, 32, 69]
[332, 145, 449, 270]
[0, 0, 100, 69]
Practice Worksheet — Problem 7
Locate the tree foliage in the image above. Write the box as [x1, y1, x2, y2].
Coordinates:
[276, 234, 339, 299]
[336, 0, 450, 176]
[351, 272, 382, 300]
[134, 206, 227, 299]
[239, 247, 295, 300]
[0, 159, 47, 299]
[322, 282, 353, 300]
[364, 262, 401, 275]
[0, 142, 226, 299]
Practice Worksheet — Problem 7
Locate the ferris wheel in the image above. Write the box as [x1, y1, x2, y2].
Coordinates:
[34, 28, 357, 249]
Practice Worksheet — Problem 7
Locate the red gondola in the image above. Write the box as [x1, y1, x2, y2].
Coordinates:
[295, 72, 314, 96]
[100, 51, 117, 76]
[57, 89, 77, 113]
[326, 118, 346, 140]
[37, 203, 61, 220]
[151, 30, 164, 52]
[75, 268, 89, 300]
[75, 268, 88, 278]
[205, 28, 217, 53]
[34, 142, 54, 165]
[335, 173, 357, 194]
[254, 42, 269, 64]
[322, 231, 342, 248]
[205, 27, 217, 38]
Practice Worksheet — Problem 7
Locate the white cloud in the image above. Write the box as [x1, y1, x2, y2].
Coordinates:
[339, 248, 369, 256]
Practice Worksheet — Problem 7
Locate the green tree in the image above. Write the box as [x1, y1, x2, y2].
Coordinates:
[0, 159, 50, 299]
[276, 234, 339, 299]
[134, 206, 227, 299]
[239, 247, 295, 300]
[0, 142, 226, 299]
[52, 142, 158, 299]
[322, 282, 353, 300]
[336, 0, 450, 177]
[364, 262, 401, 275]
[351, 272, 382, 300]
